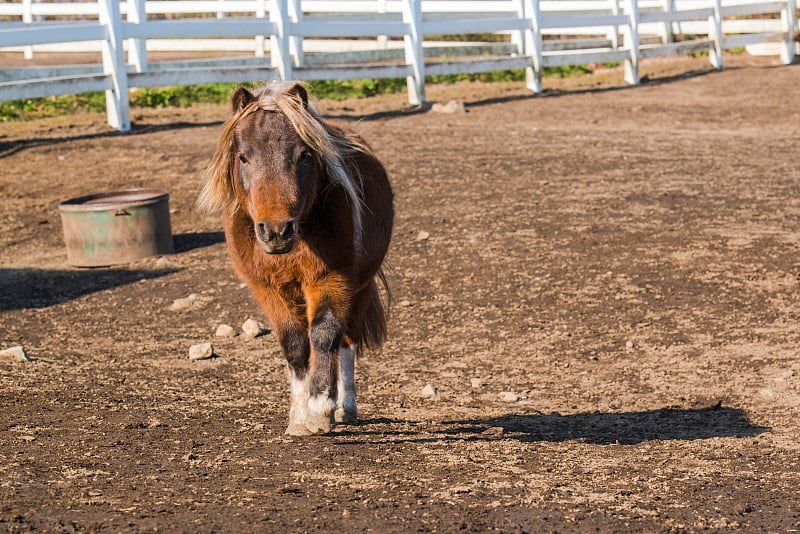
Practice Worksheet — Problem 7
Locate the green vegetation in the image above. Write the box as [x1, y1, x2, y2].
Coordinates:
[0, 64, 598, 122]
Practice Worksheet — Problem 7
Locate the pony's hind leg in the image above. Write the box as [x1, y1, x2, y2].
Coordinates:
[335, 342, 358, 424]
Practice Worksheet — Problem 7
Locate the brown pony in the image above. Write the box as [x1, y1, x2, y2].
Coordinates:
[199, 82, 393, 435]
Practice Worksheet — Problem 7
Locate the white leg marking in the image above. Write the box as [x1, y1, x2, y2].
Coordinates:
[285, 366, 311, 436]
[335, 343, 358, 424]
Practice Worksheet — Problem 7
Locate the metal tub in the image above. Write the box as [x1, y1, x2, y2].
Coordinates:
[59, 188, 175, 267]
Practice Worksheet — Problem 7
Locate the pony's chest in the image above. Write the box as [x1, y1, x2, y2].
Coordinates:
[254, 247, 326, 287]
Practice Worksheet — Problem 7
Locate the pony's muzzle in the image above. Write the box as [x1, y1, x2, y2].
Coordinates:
[256, 218, 296, 254]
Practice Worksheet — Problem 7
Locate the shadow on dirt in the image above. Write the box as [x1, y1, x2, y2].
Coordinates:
[343, 406, 767, 445]
[0, 268, 176, 311]
[449, 406, 768, 445]
[173, 231, 225, 253]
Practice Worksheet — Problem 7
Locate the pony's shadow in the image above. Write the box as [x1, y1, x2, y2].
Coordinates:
[344, 405, 767, 445]
[0, 267, 176, 311]
[173, 231, 225, 253]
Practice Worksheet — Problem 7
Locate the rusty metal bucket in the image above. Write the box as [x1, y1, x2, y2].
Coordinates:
[59, 188, 175, 267]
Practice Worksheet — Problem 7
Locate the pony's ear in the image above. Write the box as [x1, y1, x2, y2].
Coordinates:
[285, 83, 309, 109]
[231, 86, 255, 113]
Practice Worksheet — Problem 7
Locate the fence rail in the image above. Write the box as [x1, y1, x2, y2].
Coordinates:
[1, 0, 798, 131]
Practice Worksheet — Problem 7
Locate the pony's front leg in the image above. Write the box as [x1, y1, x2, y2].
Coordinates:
[305, 306, 344, 434]
[251, 286, 312, 436]
[281, 329, 313, 436]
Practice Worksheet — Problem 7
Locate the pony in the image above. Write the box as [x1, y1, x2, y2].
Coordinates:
[198, 82, 393, 436]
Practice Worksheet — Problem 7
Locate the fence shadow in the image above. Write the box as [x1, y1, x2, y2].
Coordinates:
[463, 67, 720, 111]
[339, 405, 766, 445]
[173, 231, 225, 253]
[323, 102, 433, 122]
[320, 67, 725, 122]
[0, 267, 176, 311]
[0, 120, 222, 159]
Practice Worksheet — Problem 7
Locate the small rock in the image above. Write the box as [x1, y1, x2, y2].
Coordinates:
[421, 384, 438, 398]
[470, 378, 484, 388]
[498, 391, 520, 402]
[625, 340, 635, 351]
[0, 346, 32, 362]
[170, 293, 212, 311]
[482, 426, 505, 436]
[431, 100, 465, 114]
[416, 230, 430, 241]
[215, 324, 236, 338]
[189, 342, 215, 361]
[242, 318, 268, 338]
[20, 435, 36, 442]
[154, 256, 176, 269]
[399, 300, 412, 307]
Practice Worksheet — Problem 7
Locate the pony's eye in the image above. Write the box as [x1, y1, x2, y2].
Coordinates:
[239, 153, 248, 164]
[298, 150, 311, 164]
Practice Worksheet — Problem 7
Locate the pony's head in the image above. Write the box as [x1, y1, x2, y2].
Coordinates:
[199, 82, 364, 255]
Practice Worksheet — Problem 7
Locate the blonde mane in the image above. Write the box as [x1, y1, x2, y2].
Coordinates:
[198, 82, 370, 244]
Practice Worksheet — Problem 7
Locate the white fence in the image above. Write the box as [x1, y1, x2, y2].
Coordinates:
[1, 0, 798, 131]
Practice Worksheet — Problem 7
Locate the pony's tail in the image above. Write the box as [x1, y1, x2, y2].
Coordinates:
[359, 268, 391, 354]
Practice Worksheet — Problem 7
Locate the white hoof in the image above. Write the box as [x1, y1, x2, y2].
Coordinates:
[305, 413, 334, 434]
[285, 423, 314, 436]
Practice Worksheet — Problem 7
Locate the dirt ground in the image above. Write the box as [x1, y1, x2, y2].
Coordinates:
[2, 53, 800, 532]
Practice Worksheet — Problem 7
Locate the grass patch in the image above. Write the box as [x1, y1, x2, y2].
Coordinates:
[0, 64, 598, 122]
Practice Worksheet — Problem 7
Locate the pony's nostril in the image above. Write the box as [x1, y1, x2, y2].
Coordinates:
[279, 219, 296, 240]
[257, 220, 276, 242]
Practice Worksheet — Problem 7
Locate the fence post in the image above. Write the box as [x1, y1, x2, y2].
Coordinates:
[522, 0, 542, 93]
[659, 0, 673, 44]
[377, 0, 388, 48]
[608, 0, 619, 49]
[401, 0, 425, 105]
[780, 0, 796, 64]
[270, 0, 293, 81]
[22, 0, 33, 59]
[511, 0, 524, 55]
[288, 0, 303, 67]
[622, 0, 640, 85]
[708, 0, 723, 69]
[256, 0, 266, 57]
[128, 0, 148, 73]
[98, 0, 131, 131]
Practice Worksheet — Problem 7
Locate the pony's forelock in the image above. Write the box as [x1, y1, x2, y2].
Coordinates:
[197, 106, 255, 213]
